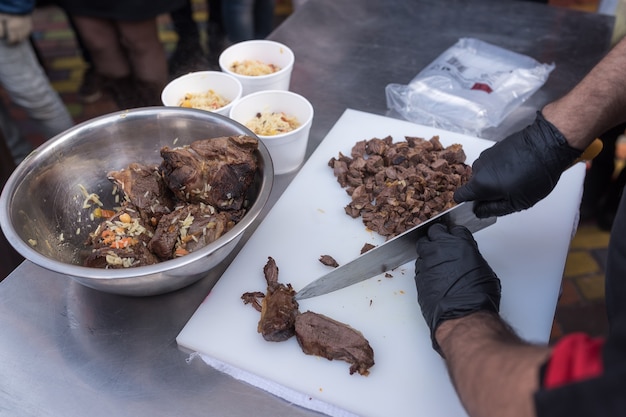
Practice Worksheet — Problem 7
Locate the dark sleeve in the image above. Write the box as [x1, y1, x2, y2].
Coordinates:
[0, 0, 34, 14]
[534, 333, 626, 416]
[535, 365, 626, 416]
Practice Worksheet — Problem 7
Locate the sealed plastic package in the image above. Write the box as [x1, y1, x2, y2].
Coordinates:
[385, 38, 555, 136]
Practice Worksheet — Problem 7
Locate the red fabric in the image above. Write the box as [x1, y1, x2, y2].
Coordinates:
[543, 333, 605, 389]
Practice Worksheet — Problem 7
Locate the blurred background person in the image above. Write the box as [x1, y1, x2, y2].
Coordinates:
[168, 0, 226, 76]
[0, 0, 74, 165]
[54, 0, 187, 108]
[206, 0, 227, 64]
[169, 0, 208, 77]
[0, 128, 23, 280]
[33, 0, 104, 104]
[221, 0, 276, 44]
[291, 0, 309, 10]
[580, 123, 626, 230]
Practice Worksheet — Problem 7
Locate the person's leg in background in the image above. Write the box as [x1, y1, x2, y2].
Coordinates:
[169, 0, 208, 77]
[31, 2, 104, 103]
[116, 18, 169, 106]
[222, 0, 254, 43]
[69, 15, 134, 108]
[0, 100, 32, 165]
[0, 127, 23, 281]
[291, 0, 309, 10]
[207, 0, 226, 65]
[64, 12, 104, 103]
[0, 39, 73, 143]
[71, 15, 168, 108]
[252, 0, 275, 39]
[221, 0, 276, 44]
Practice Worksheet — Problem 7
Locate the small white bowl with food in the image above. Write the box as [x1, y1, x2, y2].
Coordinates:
[161, 71, 243, 116]
[219, 40, 295, 96]
[229, 89, 313, 175]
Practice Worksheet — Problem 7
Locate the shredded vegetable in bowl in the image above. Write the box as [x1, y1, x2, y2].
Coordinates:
[245, 112, 300, 136]
[178, 89, 230, 111]
[230, 59, 280, 76]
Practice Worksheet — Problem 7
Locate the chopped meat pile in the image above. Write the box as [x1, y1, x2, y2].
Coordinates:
[328, 135, 472, 238]
[84, 135, 258, 269]
[242, 257, 375, 376]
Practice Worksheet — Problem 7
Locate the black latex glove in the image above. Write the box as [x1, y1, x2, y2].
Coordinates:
[415, 223, 501, 356]
[454, 111, 582, 218]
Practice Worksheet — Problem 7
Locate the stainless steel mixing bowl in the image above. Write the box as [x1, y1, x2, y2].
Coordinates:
[0, 107, 273, 296]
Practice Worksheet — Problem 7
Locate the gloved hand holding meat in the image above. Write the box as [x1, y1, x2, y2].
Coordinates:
[414, 223, 501, 355]
[453, 111, 582, 218]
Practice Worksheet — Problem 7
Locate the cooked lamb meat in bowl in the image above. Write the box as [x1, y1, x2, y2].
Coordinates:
[0, 107, 273, 296]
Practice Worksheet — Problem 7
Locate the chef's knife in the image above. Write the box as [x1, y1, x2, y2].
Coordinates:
[294, 201, 496, 300]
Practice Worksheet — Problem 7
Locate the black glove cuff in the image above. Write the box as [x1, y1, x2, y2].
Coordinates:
[430, 291, 500, 356]
[535, 111, 583, 166]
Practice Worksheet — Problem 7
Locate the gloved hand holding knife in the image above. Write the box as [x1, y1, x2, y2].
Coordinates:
[453, 111, 583, 219]
[415, 111, 584, 355]
[414, 35, 626, 417]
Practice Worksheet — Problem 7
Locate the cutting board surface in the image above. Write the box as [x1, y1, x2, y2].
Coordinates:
[177, 109, 585, 417]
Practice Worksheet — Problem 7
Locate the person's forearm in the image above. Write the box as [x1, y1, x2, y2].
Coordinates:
[542, 37, 626, 150]
[436, 312, 552, 417]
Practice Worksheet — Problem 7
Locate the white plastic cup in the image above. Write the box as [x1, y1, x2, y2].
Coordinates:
[161, 71, 243, 116]
[229, 90, 313, 175]
[219, 40, 295, 96]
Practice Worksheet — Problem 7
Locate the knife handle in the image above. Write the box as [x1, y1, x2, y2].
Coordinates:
[572, 138, 603, 167]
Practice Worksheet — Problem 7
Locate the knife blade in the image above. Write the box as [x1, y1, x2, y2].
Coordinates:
[294, 201, 496, 300]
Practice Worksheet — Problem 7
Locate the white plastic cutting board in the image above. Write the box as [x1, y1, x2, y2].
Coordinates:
[177, 109, 585, 417]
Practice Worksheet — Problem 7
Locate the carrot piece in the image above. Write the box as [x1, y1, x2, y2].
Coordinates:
[101, 229, 116, 244]
[174, 247, 189, 257]
[100, 209, 116, 218]
[93, 208, 117, 219]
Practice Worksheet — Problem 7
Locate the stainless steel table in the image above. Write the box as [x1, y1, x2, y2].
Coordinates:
[0, 1, 613, 416]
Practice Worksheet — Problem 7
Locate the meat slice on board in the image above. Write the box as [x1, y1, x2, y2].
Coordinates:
[242, 257, 375, 375]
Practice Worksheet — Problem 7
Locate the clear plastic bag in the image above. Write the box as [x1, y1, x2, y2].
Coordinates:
[385, 38, 555, 136]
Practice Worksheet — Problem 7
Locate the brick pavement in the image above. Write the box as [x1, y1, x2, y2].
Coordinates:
[551, 223, 610, 342]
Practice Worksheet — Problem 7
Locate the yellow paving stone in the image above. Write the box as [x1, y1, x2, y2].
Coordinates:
[52, 56, 86, 70]
[193, 11, 208, 22]
[160, 31, 178, 44]
[563, 250, 599, 277]
[570, 225, 611, 249]
[65, 103, 83, 118]
[575, 274, 606, 300]
[41, 30, 75, 41]
[68, 68, 85, 82]
[52, 80, 80, 94]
